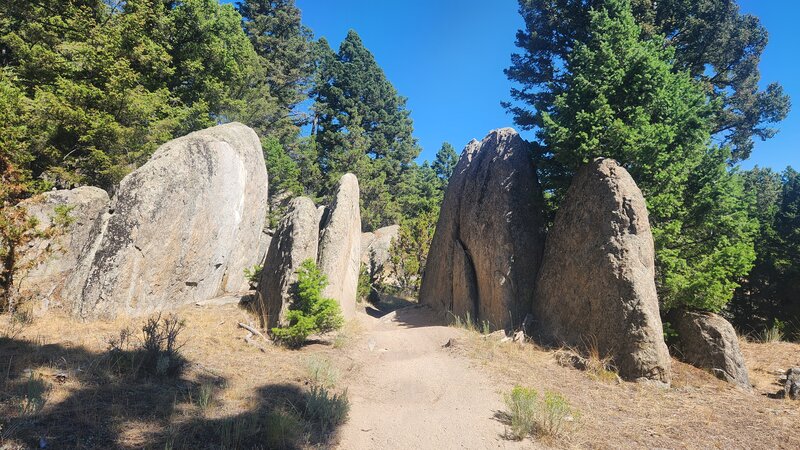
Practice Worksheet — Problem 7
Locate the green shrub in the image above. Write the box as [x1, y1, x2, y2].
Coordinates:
[502, 386, 577, 440]
[271, 259, 344, 348]
[243, 264, 263, 284]
[304, 386, 349, 433]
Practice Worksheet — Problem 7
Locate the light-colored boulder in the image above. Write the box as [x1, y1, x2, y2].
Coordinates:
[669, 309, 751, 389]
[419, 129, 545, 331]
[15, 187, 109, 310]
[318, 173, 361, 319]
[361, 224, 399, 281]
[72, 123, 268, 319]
[533, 158, 670, 383]
[257, 197, 319, 329]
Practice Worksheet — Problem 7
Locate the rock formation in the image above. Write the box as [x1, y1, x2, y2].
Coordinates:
[361, 224, 399, 282]
[419, 128, 546, 331]
[668, 309, 751, 389]
[318, 173, 361, 319]
[785, 368, 800, 400]
[257, 197, 319, 329]
[15, 187, 109, 310]
[72, 123, 268, 319]
[533, 158, 670, 383]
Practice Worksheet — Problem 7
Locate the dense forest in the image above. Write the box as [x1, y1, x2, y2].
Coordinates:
[0, 0, 797, 338]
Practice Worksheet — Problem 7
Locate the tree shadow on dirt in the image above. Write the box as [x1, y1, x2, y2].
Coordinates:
[0, 336, 341, 449]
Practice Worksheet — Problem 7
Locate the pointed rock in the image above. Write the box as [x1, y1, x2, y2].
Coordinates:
[419, 128, 546, 331]
[533, 158, 670, 383]
[318, 173, 361, 319]
[258, 197, 319, 329]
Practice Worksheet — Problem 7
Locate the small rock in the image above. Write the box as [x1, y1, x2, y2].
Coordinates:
[785, 367, 800, 400]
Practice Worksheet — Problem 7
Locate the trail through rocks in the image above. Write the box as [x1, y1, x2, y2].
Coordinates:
[337, 306, 535, 449]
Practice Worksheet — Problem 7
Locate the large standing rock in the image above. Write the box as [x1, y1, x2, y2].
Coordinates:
[15, 187, 109, 311]
[72, 123, 268, 319]
[668, 310, 751, 389]
[361, 224, 399, 281]
[533, 158, 670, 383]
[419, 129, 546, 331]
[257, 197, 319, 329]
[318, 173, 361, 319]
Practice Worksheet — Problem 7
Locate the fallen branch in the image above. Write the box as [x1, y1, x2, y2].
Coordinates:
[237, 322, 269, 342]
[243, 331, 268, 353]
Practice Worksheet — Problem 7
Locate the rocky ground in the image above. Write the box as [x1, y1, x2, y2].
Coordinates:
[1, 299, 798, 449]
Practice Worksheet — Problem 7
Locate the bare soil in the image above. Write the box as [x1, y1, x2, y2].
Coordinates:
[1, 300, 798, 449]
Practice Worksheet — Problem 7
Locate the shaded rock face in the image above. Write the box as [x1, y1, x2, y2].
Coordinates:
[318, 173, 361, 319]
[533, 158, 670, 383]
[16, 187, 109, 310]
[257, 197, 319, 329]
[361, 224, 399, 281]
[72, 123, 268, 319]
[419, 128, 546, 331]
[785, 368, 800, 400]
[669, 310, 750, 389]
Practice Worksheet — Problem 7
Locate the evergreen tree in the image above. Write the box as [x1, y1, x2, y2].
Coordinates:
[312, 30, 421, 230]
[432, 142, 458, 188]
[0, 0, 267, 191]
[237, 0, 314, 143]
[536, 0, 756, 311]
[506, 0, 790, 162]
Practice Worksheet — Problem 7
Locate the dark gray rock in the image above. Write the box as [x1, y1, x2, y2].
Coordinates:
[669, 309, 750, 389]
[419, 128, 546, 331]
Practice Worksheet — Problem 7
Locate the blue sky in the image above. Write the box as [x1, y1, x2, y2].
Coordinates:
[240, 1, 800, 171]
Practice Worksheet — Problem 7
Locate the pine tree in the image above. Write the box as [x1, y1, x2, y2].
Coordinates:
[432, 142, 458, 188]
[536, 0, 757, 311]
[312, 30, 421, 230]
[506, 0, 790, 162]
[237, 0, 314, 143]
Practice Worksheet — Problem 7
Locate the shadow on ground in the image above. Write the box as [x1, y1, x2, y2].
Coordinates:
[0, 336, 340, 449]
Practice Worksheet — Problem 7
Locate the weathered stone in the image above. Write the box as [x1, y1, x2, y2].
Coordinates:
[533, 158, 670, 383]
[15, 187, 109, 311]
[257, 197, 319, 329]
[419, 128, 545, 331]
[72, 123, 268, 319]
[669, 309, 751, 389]
[785, 368, 800, 400]
[318, 173, 361, 319]
[361, 224, 399, 282]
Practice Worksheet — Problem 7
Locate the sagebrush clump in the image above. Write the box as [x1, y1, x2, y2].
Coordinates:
[503, 386, 577, 441]
[271, 259, 343, 348]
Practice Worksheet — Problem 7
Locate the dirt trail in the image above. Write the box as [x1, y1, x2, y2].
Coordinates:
[337, 306, 534, 449]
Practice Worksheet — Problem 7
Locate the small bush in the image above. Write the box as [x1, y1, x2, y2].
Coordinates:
[304, 386, 349, 434]
[305, 356, 340, 388]
[271, 259, 344, 348]
[243, 264, 263, 284]
[760, 319, 784, 343]
[107, 313, 186, 378]
[502, 386, 577, 441]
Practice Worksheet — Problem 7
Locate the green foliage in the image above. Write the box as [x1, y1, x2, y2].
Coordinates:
[51, 205, 76, 229]
[263, 136, 302, 196]
[0, 0, 270, 191]
[271, 259, 344, 348]
[238, 0, 314, 144]
[243, 264, 263, 284]
[502, 386, 577, 440]
[390, 207, 438, 294]
[731, 167, 800, 337]
[312, 31, 421, 230]
[533, 0, 757, 311]
[506, 0, 790, 161]
[357, 263, 371, 302]
[432, 142, 458, 187]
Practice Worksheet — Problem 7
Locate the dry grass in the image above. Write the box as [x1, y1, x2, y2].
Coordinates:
[449, 325, 800, 449]
[0, 303, 356, 449]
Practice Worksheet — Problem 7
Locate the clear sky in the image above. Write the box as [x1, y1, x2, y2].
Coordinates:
[266, 1, 798, 170]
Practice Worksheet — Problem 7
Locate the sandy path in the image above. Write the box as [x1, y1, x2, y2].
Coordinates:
[337, 306, 535, 449]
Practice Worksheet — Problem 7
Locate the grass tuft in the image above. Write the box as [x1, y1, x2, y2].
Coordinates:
[501, 385, 578, 441]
